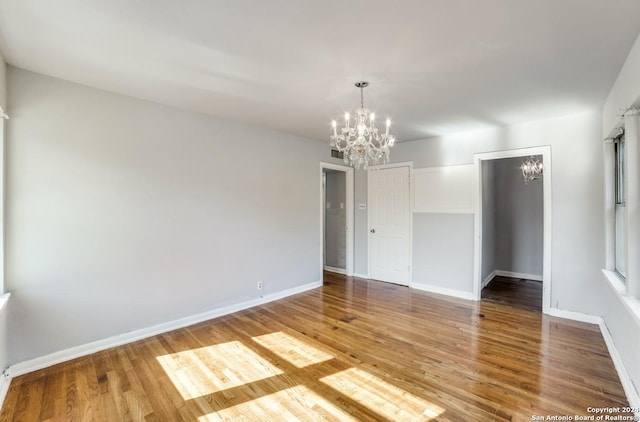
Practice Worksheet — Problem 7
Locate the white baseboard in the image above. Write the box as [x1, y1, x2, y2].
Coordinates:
[546, 307, 639, 412]
[9, 280, 322, 378]
[353, 273, 369, 279]
[0, 294, 11, 411]
[5, 279, 638, 416]
[545, 308, 603, 325]
[324, 266, 346, 275]
[482, 271, 496, 288]
[481, 269, 543, 291]
[411, 282, 474, 301]
[494, 270, 543, 282]
[0, 376, 11, 412]
[598, 320, 640, 411]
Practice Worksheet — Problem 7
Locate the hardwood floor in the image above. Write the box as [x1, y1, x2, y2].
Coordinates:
[1, 272, 630, 421]
[482, 276, 543, 312]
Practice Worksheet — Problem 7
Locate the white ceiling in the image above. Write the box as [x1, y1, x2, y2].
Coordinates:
[1, 0, 639, 142]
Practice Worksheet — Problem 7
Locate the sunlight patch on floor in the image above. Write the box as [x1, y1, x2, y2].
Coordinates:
[197, 385, 359, 421]
[320, 367, 445, 421]
[252, 331, 334, 368]
[156, 341, 282, 400]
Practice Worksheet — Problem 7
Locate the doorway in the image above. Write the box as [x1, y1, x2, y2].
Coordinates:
[320, 163, 354, 276]
[473, 147, 552, 313]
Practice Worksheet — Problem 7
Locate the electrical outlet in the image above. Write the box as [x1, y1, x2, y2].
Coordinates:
[257, 280, 263, 290]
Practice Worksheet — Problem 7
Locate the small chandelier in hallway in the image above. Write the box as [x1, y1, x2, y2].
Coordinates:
[330, 81, 395, 170]
[520, 156, 543, 184]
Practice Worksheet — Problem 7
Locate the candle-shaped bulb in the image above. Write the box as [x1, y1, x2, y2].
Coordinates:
[345, 112, 350, 122]
[370, 113, 375, 121]
[331, 120, 336, 128]
[385, 118, 391, 136]
[332, 120, 337, 137]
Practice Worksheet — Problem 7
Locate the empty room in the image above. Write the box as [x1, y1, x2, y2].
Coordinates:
[0, 1, 639, 421]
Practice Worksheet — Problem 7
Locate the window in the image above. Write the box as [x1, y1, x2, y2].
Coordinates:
[614, 134, 626, 279]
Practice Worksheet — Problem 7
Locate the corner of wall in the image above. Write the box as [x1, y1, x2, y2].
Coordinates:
[599, 320, 640, 410]
[0, 295, 10, 410]
[598, 29, 640, 412]
[0, 49, 6, 109]
[0, 49, 8, 411]
[603, 32, 640, 134]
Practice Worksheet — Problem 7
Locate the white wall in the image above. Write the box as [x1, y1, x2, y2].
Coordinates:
[0, 49, 7, 378]
[413, 213, 474, 292]
[482, 157, 544, 284]
[354, 170, 368, 276]
[601, 31, 640, 404]
[353, 111, 604, 313]
[0, 50, 5, 110]
[604, 33, 640, 135]
[481, 161, 496, 282]
[5, 67, 341, 364]
[493, 157, 544, 277]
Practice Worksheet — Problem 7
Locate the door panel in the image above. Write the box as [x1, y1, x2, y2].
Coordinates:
[369, 166, 410, 285]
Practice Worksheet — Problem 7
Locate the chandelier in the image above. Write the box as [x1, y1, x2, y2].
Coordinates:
[330, 81, 395, 169]
[520, 156, 543, 184]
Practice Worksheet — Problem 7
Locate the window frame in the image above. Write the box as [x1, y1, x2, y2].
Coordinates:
[613, 134, 626, 280]
[614, 136, 625, 205]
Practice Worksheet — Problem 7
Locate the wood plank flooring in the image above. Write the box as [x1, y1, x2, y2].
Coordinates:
[1, 272, 630, 421]
[482, 276, 543, 312]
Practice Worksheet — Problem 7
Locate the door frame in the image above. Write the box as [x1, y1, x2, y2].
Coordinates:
[367, 162, 414, 286]
[473, 146, 552, 313]
[320, 162, 354, 276]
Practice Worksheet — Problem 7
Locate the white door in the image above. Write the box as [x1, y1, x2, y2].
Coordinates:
[368, 166, 411, 285]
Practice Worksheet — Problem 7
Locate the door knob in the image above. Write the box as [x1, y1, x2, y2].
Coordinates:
[370, 228, 375, 233]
